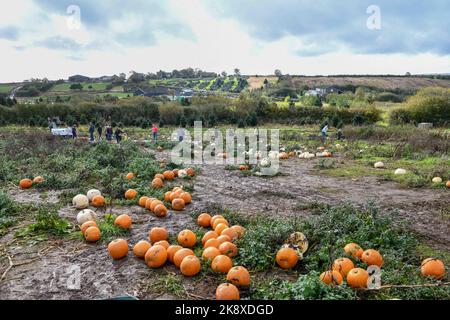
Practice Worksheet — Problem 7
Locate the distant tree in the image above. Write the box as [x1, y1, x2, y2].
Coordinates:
[274, 69, 282, 77]
[405, 72, 411, 77]
[234, 68, 241, 77]
[128, 71, 145, 83]
[221, 71, 227, 78]
[70, 83, 83, 90]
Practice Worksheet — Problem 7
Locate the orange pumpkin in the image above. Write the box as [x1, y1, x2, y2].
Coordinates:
[212, 218, 229, 230]
[421, 258, 446, 279]
[202, 231, 219, 245]
[19, 179, 33, 189]
[173, 248, 195, 268]
[126, 172, 135, 180]
[446, 181, 450, 188]
[152, 178, 164, 188]
[145, 244, 167, 268]
[204, 238, 221, 249]
[91, 195, 105, 207]
[346, 268, 369, 288]
[133, 240, 151, 258]
[164, 191, 172, 202]
[154, 173, 165, 180]
[172, 169, 179, 177]
[33, 176, 45, 184]
[214, 223, 228, 236]
[114, 214, 132, 229]
[276, 247, 298, 269]
[138, 196, 150, 207]
[227, 266, 251, 287]
[332, 257, 355, 278]
[178, 229, 197, 248]
[211, 255, 233, 273]
[216, 283, 240, 300]
[172, 198, 185, 211]
[220, 228, 238, 242]
[216, 235, 232, 245]
[108, 239, 129, 260]
[320, 270, 343, 285]
[149, 227, 168, 243]
[84, 226, 101, 242]
[154, 204, 168, 217]
[361, 249, 383, 267]
[202, 247, 221, 261]
[167, 245, 183, 263]
[80, 221, 97, 234]
[239, 165, 249, 171]
[230, 225, 245, 239]
[210, 215, 224, 227]
[163, 171, 175, 180]
[180, 192, 192, 204]
[144, 198, 156, 210]
[186, 168, 195, 177]
[197, 213, 211, 227]
[219, 242, 238, 258]
[180, 255, 201, 277]
[344, 243, 364, 259]
[125, 189, 138, 200]
[153, 240, 170, 250]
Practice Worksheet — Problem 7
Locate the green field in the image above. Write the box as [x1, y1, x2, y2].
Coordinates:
[0, 84, 14, 94]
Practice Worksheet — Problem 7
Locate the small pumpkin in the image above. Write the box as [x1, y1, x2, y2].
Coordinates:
[421, 258, 446, 279]
[178, 229, 197, 248]
[239, 165, 249, 171]
[32, 176, 45, 184]
[361, 249, 383, 267]
[346, 268, 369, 289]
[91, 195, 105, 207]
[211, 255, 233, 273]
[145, 244, 167, 268]
[164, 191, 172, 202]
[133, 240, 151, 258]
[276, 247, 298, 269]
[172, 198, 185, 211]
[216, 283, 240, 300]
[166, 245, 183, 263]
[84, 226, 101, 242]
[125, 189, 138, 200]
[173, 248, 195, 268]
[219, 242, 238, 258]
[139, 196, 150, 207]
[180, 192, 192, 204]
[186, 168, 195, 177]
[202, 247, 221, 261]
[114, 214, 132, 229]
[344, 243, 364, 259]
[152, 178, 164, 189]
[320, 270, 343, 285]
[19, 179, 33, 189]
[80, 220, 97, 234]
[149, 227, 168, 243]
[163, 171, 175, 180]
[76, 209, 97, 224]
[202, 231, 219, 245]
[154, 204, 168, 217]
[87, 189, 101, 201]
[332, 257, 355, 277]
[180, 255, 201, 277]
[226, 266, 251, 287]
[446, 181, 450, 188]
[108, 239, 129, 260]
[197, 213, 211, 227]
[73, 194, 89, 209]
[126, 172, 135, 180]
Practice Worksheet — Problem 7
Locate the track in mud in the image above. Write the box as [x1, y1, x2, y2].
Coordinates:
[0, 152, 449, 300]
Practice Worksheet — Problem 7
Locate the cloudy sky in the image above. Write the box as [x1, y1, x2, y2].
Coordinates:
[0, 0, 449, 82]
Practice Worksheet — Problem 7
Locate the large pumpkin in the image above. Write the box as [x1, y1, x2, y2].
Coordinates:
[73, 194, 89, 209]
[133, 240, 151, 258]
[219, 242, 238, 258]
[346, 268, 369, 289]
[226, 266, 251, 287]
[177, 229, 197, 248]
[114, 214, 132, 229]
[361, 249, 383, 267]
[211, 255, 233, 273]
[19, 179, 33, 189]
[276, 247, 298, 269]
[84, 226, 101, 242]
[80, 220, 97, 234]
[154, 204, 168, 217]
[108, 239, 129, 260]
[172, 198, 185, 211]
[320, 270, 343, 285]
[152, 178, 164, 188]
[145, 244, 167, 268]
[332, 257, 355, 277]
[202, 231, 218, 245]
[167, 245, 183, 263]
[173, 248, 195, 268]
[149, 227, 168, 243]
[163, 171, 175, 180]
[197, 213, 211, 227]
[180, 255, 201, 277]
[216, 283, 240, 300]
[76, 209, 98, 224]
[202, 247, 221, 261]
[421, 258, 446, 279]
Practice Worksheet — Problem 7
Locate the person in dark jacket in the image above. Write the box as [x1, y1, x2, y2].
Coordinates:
[115, 127, 124, 143]
[72, 125, 77, 140]
[97, 123, 103, 141]
[89, 122, 95, 142]
[106, 125, 113, 142]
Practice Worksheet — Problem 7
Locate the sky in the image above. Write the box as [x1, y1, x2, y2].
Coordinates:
[0, 0, 449, 82]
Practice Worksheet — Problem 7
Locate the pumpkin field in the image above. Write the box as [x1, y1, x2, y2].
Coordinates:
[0, 123, 448, 301]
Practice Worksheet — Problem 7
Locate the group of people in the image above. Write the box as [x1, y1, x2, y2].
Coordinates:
[88, 122, 125, 143]
[321, 123, 344, 142]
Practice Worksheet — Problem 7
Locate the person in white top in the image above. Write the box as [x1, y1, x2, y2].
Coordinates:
[321, 123, 328, 142]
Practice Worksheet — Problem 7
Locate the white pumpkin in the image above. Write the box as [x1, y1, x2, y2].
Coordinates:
[432, 177, 442, 184]
[178, 169, 187, 178]
[394, 168, 407, 175]
[260, 157, 271, 168]
[374, 161, 385, 169]
[76, 209, 98, 224]
[72, 194, 89, 209]
[87, 189, 101, 201]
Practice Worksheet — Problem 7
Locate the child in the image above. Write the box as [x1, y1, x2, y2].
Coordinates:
[152, 123, 158, 143]
[115, 127, 123, 143]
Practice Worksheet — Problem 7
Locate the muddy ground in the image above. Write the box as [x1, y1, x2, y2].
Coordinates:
[0, 151, 449, 300]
